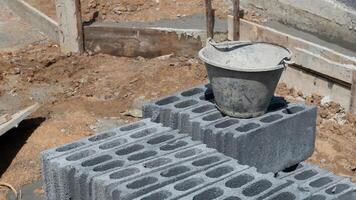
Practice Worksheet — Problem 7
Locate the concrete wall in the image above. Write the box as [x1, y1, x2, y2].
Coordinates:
[237, 0, 356, 52]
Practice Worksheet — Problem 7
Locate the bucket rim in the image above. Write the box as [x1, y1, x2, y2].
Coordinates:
[198, 41, 292, 72]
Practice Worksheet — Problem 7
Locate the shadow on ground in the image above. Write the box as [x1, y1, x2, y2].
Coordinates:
[0, 117, 45, 177]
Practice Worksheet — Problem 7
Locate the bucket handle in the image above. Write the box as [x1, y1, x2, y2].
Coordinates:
[207, 38, 252, 51]
[207, 38, 294, 67]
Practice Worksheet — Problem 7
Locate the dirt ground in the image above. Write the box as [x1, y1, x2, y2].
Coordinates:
[0, 42, 355, 199]
[24, 0, 230, 22]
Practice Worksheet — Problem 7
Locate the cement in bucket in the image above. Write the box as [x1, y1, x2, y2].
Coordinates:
[199, 40, 292, 118]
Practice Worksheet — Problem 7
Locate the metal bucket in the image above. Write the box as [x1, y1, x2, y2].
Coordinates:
[199, 40, 292, 118]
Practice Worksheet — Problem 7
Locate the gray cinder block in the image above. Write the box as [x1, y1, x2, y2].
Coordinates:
[107, 153, 230, 200]
[143, 84, 213, 123]
[91, 144, 217, 200]
[308, 179, 356, 200]
[135, 160, 250, 200]
[41, 119, 159, 200]
[180, 167, 290, 200]
[143, 85, 317, 173]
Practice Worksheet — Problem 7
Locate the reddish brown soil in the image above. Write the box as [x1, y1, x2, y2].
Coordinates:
[25, 0, 230, 22]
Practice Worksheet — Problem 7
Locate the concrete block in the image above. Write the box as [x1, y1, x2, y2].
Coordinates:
[263, 184, 311, 200]
[201, 103, 317, 173]
[72, 134, 201, 200]
[143, 84, 213, 123]
[45, 128, 192, 200]
[143, 85, 317, 173]
[135, 160, 250, 200]
[308, 179, 356, 200]
[41, 119, 159, 200]
[91, 144, 217, 200]
[176, 101, 217, 134]
[180, 168, 290, 200]
[106, 153, 230, 200]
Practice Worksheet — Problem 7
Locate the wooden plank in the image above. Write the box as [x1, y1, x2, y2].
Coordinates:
[84, 24, 203, 58]
[350, 71, 356, 114]
[228, 16, 356, 84]
[0, 103, 40, 137]
[3, 0, 59, 43]
[232, 0, 240, 40]
[204, 0, 214, 39]
[55, 0, 84, 53]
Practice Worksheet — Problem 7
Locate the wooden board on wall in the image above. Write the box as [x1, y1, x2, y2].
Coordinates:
[84, 24, 204, 58]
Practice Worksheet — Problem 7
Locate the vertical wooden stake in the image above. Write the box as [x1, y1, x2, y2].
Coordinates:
[232, 0, 240, 41]
[350, 70, 356, 114]
[55, 0, 84, 53]
[205, 0, 215, 39]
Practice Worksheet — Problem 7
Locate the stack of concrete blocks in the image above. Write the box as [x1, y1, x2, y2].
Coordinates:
[143, 84, 317, 173]
[41, 118, 356, 200]
[41, 84, 356, 200]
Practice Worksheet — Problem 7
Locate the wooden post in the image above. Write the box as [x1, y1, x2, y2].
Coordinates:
[205, 0, 215, 39]
[55, 0, 84, 53]
[232, 0, 240, 40]
[350, 70, 356, 114]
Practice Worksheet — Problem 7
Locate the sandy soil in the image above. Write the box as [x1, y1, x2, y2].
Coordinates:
[24, 0, 230, 22]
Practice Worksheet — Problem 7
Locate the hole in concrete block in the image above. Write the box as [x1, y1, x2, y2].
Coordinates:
[147, 134, 175, 145]
[223, 197, 241, 200]
[202, 113, 223, 121]
[174, 100, 199, 108]
[206, 166, 234, 178]
[128, 151, 157, 161]
[225, 174, 254, 188]
[309, 177, 333, 188]
[130, 128, 157, 139]
[126, 176, 158, 189]
[81, 155, 112, 167]
[174, 148, 203, 158]
[193, 187, 224, 200]
[116, 144, 144, 156]
[160, 141, 188, 151]
[282, 106, 305, 114]
[156, 96, 180, 106]
[88, 132, 116, 142]
[181, 88, 204, 97]
[160, 166, 190, 177]
[192, 156, 221, 166]
[325, 184, 350, 195]
[174, 178, 204, 191]
[142, 190, 172, 200]
[307, 195, 326, 200]
[66, 149, 96, 161]
[192, 104, 216, 114]
[269, 192, 296, 200]
[242, 179, 272, 196]
[119, 121, 146, 131]
[260, 114, 283, 123]
[56, 142, 86, 152]
[294, 170, 318, 180]
[93, 160, 125, 172]
[144, 158, 172, 168]
[236, 123, 260, 132]
[99, 138, 128, 150]
[215, 119, 239, 128]
[110, 168, 140, 180]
